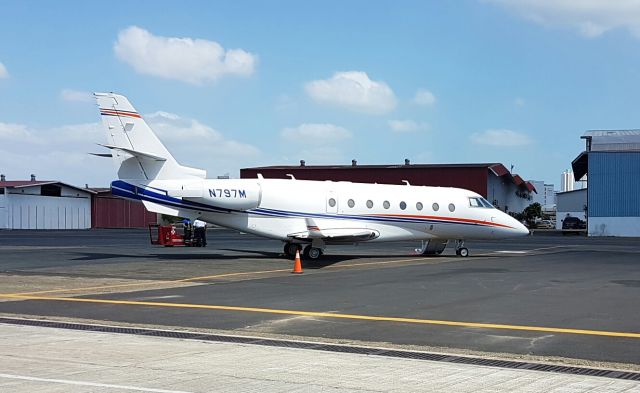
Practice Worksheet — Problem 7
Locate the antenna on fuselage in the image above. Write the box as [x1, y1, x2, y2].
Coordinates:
[286, 174, 296, 180]
[402, 180, 411, 186]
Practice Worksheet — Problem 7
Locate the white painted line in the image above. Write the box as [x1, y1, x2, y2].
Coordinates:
[136, 295, 184, 300]
[495, 251, 528, 254]
[0, 373, 194, 393]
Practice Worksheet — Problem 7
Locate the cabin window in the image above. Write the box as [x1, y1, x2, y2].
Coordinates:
[416, 202, 423, 211]
[432, 203, 439, 211]
[399, 201, 407, 210]
[347, 199, 355, 208]
[448, 203, 456, 212]
[366, 200, 374, 208]
[383, 200, 390, 209]
[328, 198, 336, 207]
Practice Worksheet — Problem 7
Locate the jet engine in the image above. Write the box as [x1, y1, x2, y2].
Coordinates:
[191, 180, 262, 211]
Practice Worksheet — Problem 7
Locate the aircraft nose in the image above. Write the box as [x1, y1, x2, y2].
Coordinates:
[513, 220, 530, 236]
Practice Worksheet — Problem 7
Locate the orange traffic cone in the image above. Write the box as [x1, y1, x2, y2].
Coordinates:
[292, 248, 303, 274]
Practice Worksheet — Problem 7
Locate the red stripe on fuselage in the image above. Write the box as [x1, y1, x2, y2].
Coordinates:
[372, 213, 513, 229]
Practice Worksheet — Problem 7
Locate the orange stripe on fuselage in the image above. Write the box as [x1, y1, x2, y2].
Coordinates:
[372, 213, 513, 229]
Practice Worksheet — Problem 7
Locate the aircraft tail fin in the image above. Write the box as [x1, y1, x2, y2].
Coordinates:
[94, 92, 206, 180]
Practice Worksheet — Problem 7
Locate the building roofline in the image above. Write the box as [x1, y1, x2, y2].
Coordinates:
[242, 163, 504, 170]
[242, 162, 537, 193]
[556, 188, 587, 195]
[0, 180, 97, 194]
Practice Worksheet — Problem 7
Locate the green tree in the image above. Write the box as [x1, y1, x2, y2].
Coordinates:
[522, 203, 542, 226]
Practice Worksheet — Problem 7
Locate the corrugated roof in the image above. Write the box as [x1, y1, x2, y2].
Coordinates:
[583, 130, 640, 137]
[0, 180, 96, 194]
[0, 181, 56, 188]
[582, 130, 640, 152]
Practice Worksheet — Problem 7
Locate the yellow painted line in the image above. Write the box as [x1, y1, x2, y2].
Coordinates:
[0, 268, 291, 297]
[0, 255, 450, 297]
[3, 294, 640, 339]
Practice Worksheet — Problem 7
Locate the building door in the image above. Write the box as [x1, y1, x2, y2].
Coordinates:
[0, 207, 7, 229]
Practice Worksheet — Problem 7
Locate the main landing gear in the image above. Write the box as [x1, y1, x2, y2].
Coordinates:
[454, 240, 469, 257]
[283, 242, 324, 260]
[303, 245, 323, 260]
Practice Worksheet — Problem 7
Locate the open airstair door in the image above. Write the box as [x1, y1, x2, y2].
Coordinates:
[287, 218, 379, 243]
[418, 239, 449, 255]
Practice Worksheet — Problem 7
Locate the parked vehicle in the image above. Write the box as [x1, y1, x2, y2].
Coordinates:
[562, 216, 586, 234]
[536, 220, 555, 229]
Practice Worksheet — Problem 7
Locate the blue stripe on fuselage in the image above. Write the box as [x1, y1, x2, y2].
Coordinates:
[110, 181, 489, 227]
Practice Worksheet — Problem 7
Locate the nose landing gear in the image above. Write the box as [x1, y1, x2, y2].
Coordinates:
[455, 240, 469, 257]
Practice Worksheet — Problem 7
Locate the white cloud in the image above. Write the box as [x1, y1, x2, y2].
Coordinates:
[0, 62, 8, 79]
[60, 89, 93, 103]
[0, 121, 111, 185]
[413, 88, 436, 106]
[145, 111, 260, 158]
[514, 97, 526, 107]
[281, 123, 352, 144]
[487, 0, 640, 38]
[114, 26, 257, 84]
[305, 71, 397, 114]
[0, 122, 43, 144]
[296, 147, 346, 164]
[388, 120, 428, 133]
[470, 129, 533, 147]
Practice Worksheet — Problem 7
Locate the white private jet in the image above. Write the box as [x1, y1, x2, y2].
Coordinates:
[94, 93, 529, 259]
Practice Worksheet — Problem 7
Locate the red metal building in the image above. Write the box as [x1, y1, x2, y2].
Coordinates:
[90, 188, 157, 228]
[241, 162, 536, 214]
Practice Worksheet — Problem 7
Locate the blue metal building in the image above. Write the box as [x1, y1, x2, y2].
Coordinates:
[572, 130, 640, 236]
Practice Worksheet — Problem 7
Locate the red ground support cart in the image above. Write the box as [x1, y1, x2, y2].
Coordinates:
[149, 224, 190, 246]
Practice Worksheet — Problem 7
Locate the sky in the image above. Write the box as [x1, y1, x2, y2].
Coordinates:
[2, 1, 640, 189]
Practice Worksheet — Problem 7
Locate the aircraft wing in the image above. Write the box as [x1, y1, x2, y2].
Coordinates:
[287, 218, 379, 242]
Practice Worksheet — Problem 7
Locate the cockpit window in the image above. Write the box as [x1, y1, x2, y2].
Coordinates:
[479, 198, 494, 208]
[469, 197, 494, 209]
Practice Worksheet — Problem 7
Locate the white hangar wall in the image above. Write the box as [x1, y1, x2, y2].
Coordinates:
[0, 183, 92, 230]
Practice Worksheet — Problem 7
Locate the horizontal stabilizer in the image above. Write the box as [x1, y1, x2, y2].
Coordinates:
[142, 200, 181, 216]
[98, 144, 167, 161]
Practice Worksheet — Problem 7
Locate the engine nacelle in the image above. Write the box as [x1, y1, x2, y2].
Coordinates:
[189, 180, 262, 211]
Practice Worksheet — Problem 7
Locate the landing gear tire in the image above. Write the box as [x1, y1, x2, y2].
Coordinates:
[303, 245, 323, 260]
[458, 247, 469, 257]
[284, 242, 300, 258]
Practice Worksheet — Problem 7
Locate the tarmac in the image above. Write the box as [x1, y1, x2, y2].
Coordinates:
[2, 323, 640, 393]
[0, 228, 639, 391]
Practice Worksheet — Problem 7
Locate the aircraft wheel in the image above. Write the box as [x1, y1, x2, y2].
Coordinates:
[458, 247, 469, 257]
[284, 242, 299, 258]
[304, 245, 322, 260]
